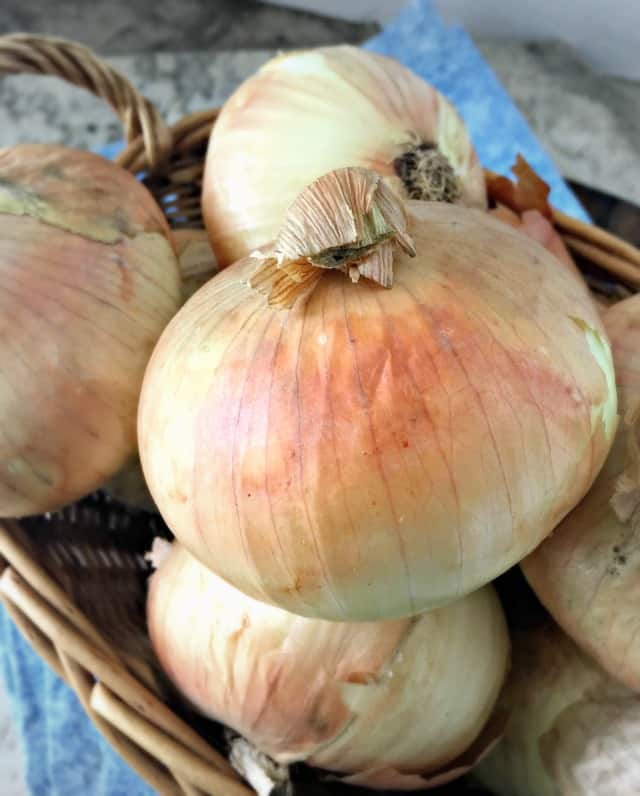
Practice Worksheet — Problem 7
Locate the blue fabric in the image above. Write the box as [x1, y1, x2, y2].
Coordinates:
[0, 606, 153, 796]
[0, 3, 588, 794]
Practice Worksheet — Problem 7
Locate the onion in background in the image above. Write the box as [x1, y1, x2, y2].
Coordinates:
[475, 622, 640, 796]
[147, 542, 509, 791]
[0, 144, 181, 517]
[522, 294, 640, 690]
[203, 45, 486, 266]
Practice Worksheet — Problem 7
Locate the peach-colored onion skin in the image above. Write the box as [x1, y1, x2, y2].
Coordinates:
[0, 144, 181, 517]
[147, 543, 509, 788]
[139, 201, 614, 621]
[203, 45, 486, 266]
[489, 206, 579, 277]
[475, 623, 640, 796]
[522, 294, 640, 691]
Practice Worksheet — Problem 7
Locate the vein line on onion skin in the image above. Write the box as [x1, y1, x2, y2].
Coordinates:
[369, 282, 455, 597]
[191, 300, 266, 580]
[292, 280, 346, 617]
[263, 310, 315, 615]
[415, 285, 516, 573]
[1, 266, 140, 356]
[223, 307, 275, 601]
[343, 280, 416, 617]
[438, 279, 543, 558]
[0, 293, 118, 438]
[391, 279, 465, 600]
[318, 279, 364, 610]
[468, 265, 596, 483]
[0, 290, 132, 430]
[445, 255, 559, 497]
[474, 282, 560, 498]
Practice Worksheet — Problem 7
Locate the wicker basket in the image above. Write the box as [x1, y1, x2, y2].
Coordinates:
[0, 33, 639, 796]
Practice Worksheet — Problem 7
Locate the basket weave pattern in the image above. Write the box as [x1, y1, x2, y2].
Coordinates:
[0, 33, 638, 796]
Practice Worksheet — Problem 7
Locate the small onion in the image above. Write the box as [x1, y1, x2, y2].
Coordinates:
[522, 294, 640, 690]
[147, 542, 509, 790]
[139, 167, 615, 621]
[0, 144, 181, 517]
[475, 622, 640, 796]
[203, 45, 486, 266]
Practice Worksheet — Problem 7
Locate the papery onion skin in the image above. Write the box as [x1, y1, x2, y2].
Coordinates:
[522, 294, 640, 691]
[475, 623, 640, 796]
[147, 543, 509, 788]
[172, 227, 220, 301]
[203, 45, 486, 266]
[0, 144, 181, 517]
[489, 205, 579, 277]
[139, 200, 615, 621]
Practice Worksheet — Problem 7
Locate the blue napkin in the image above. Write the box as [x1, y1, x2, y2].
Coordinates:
[0, 606, 153, 796]
[0, 3, 589, 795]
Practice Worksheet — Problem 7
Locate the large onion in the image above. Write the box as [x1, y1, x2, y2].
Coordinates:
[139, 167, 615, 621]
[203, 45, 486, 266]
[475, 622, 640, 796]
[147, 542, 509, 790]
[0, 144, 181, 517]
[522, 294, 640, 690]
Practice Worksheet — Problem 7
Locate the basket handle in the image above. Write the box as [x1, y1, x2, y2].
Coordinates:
[0, 33, 172, 173]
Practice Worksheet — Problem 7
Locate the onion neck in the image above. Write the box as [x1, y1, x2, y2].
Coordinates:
[393, 142, 462, 203]
[249, 167, 416, 308]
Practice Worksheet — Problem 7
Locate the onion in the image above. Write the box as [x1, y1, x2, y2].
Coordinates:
[522, 294, 640, 690]
[203, 45, 486, 266]
[139, 166, 615, 621]
[0, 144, 181, 517]
[172, 227, 220, 301]
[489, 206, 577, 275]
[147, 542, 509, 790]
[474, 622, 640, 796]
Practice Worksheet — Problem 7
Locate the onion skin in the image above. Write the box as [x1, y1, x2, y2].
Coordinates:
[139, 200, 615, 621]
[475, 623, 640, 796]
[0, 144, 181, 517]
[147, 543, 509, 789]
[172, 227, 220, 301]
[489, 205, 578, 276]
[203, 45, 486, 266]
[522, 294, 640, 691]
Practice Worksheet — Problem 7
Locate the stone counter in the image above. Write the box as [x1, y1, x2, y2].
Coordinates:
[0, 38, 638, 205]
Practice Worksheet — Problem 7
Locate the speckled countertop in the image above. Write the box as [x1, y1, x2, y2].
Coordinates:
[0, 37, 639, 204]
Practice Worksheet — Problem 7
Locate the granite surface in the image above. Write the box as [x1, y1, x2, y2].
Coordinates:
[0, 0, 376, 53]
[0, 39, 638, 204]
[477, 38, 640, 205]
